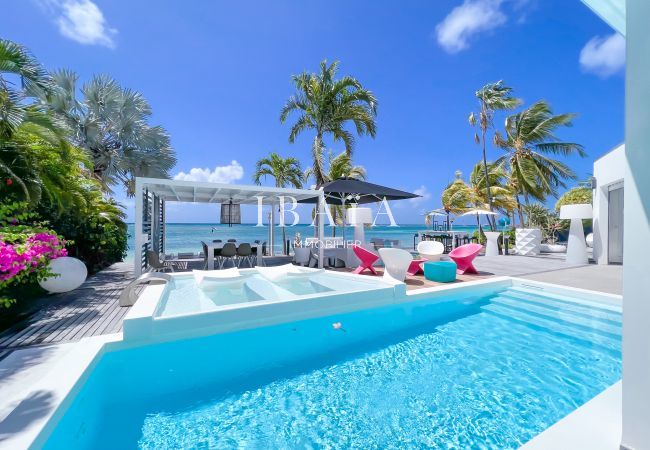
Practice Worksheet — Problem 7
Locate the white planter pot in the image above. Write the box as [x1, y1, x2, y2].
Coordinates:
[39, 257, 88, 293]
[540, 243, 567, 253]
[293, 247, 311, 266]
[515, 228, 542, 256]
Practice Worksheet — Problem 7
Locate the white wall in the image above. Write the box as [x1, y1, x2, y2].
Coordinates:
[622, 0, 650, 448]
[592, 144, 625, 264]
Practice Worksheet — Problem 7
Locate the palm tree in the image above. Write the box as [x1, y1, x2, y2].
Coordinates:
[468, 161, 516, 216]
[442, 164, 515, 229]
[0, 39, 88, 208]
[305, 150, 366, 235]
[280, 60, 377, 186]
[45, 70, 176, 196]
[493, 100, 585, 225]
[0, 39, 54, 138]
[468, 81, 521, 229]
[253, 152, 304, 254]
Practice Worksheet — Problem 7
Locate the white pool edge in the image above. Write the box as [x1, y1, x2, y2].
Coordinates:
[0, 276, 623, 450]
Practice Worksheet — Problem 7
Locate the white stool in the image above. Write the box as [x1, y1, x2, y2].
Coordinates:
[484, 232, 501, 257]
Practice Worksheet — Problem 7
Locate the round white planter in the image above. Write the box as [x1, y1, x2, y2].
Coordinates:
[293, 247, 311, 266]
[39, 257, 88, 293]
[514, 228, 542, 256]
[540, 243, 567, 253]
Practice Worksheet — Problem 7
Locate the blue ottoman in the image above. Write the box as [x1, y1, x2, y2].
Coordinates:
[423, 261, 457, 283]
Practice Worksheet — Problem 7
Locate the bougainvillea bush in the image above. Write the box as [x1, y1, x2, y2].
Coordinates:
[0, 202, 67, 307]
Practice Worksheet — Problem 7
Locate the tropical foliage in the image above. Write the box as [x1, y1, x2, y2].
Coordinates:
[37, 189, 127, 273]
[280, 60, 377, 186]
[0, 202, 67, 307]
[0, 39, 53, 138]
[441, 163, 515, 226]
[46, 70, 176, 195]
[0, 38, 142, 309]
[494, 100, 586, 224]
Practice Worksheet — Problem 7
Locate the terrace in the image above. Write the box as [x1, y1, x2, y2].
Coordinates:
[0, 254, 622, 360]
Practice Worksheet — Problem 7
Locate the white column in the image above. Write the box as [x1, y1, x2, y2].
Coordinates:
[622, 1, 650, 448]
[318, 191, 325, 269]
[134, 178, 143, 276]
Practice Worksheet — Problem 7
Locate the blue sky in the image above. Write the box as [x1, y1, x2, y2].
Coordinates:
[5, 0, 623, 225]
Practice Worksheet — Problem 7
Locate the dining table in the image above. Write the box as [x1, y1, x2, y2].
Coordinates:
[204, 242, 261, 269]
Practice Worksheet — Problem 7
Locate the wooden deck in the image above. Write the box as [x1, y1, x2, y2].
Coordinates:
[0, 263, 134, 360]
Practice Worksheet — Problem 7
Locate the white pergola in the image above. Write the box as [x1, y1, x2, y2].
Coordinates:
[133, 177, 326, 276]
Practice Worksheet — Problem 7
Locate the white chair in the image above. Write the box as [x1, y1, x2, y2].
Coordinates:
[378, 248, 413, 282]
[417, 241, 444, 261]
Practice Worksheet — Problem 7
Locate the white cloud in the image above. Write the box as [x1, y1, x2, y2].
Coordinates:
[409, 185, 432, 205]
[173, 161, 244, 184]
[436, 0, 507, 53]
[38, 0, 117, 48]
[579, 33, 625, 77]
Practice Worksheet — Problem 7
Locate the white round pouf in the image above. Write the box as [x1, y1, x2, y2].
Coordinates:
[39, 257, 88, 293]
[586, 233, 594, 248]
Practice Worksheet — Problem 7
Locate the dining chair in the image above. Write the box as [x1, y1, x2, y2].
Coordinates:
[200, 241, 210, 269]
[219, 243, 237, 269]
[146, 250, 174, 272]
[236, 243, 254, 268]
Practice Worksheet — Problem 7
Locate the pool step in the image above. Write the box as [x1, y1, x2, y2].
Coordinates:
[499, 287, 621, 322]
[481, 303, 621, 351]
[490, 296, 621, 337]
[507, 286, 620, 314]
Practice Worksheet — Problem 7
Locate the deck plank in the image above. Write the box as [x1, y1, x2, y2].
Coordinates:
[0, 262, 134, 358]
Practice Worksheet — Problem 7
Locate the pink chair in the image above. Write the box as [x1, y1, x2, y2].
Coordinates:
[407, 258, 427, 276]
[352, 245, 379, 275]
[448, 243, 483, 274]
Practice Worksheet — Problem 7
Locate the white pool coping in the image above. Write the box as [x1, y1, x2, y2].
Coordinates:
[0, 275, 623, 450]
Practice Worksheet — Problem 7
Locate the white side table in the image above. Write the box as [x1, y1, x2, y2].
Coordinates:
[484, 232, 501, 257]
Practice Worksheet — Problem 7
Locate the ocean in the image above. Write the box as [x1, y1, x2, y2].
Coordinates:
[125, 223, 479, 260]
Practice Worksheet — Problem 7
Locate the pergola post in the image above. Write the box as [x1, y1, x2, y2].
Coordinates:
[134, 178, 143, 277]
[318, 190, 324, 269]
[269, 201, 275, 257]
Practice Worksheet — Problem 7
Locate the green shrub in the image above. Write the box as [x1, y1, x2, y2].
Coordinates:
[37, 194, 127, 274]
[555, 186, 592, 211]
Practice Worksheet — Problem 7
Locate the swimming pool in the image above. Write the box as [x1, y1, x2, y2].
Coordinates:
[40, 281, 621, 449]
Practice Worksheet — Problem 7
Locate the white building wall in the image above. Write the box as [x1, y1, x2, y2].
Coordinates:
[622, 0, 650, 447]
[592, 144, 625, 264]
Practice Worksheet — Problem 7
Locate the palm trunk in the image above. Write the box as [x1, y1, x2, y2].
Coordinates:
[481, 118, 496, 232]
[516, 195, 525, 227]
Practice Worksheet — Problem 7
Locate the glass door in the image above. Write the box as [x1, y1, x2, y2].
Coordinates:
[607, 185, 624, 264]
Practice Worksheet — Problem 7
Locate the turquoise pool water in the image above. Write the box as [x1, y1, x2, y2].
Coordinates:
[43, 286, 621, 449]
